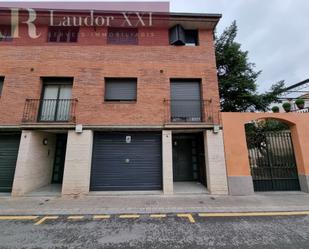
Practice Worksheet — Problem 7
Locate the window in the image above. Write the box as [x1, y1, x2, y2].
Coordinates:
[170, 79, 202, 122]
[107, 28, 138, 45]
[184, 30, 198, 46]
[105, 78, 137, 101]
[48, 27, 79, 42]
[0, 25, 13, 42]
[40, 78, 73, 121]
[169, 25, 199, 46]
[0, 77, 4, 96]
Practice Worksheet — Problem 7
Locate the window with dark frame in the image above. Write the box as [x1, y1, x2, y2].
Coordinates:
[107, 28, 138, 45]
[105, 78, 137, 102]
[169, 25, 199, 46]
[0, 25, 13, 42]
[170, 79, 202, 122]
[0, 77, 4, 97]
[184, 30, 199, 46]
[48, 27, 79, 43]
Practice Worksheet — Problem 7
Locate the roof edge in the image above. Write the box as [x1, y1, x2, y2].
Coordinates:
[169, 12, 222, 19]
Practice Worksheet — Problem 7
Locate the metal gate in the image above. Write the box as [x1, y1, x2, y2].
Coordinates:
[246, 130, 300, 191]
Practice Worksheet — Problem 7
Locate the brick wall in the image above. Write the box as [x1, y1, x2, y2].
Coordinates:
[0, 25, 219, 126]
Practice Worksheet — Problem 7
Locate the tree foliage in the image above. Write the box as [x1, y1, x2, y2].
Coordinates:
[245, 119, 289, 157]
[215, 21, 285, 112]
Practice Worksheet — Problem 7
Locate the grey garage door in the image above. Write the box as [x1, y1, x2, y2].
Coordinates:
[0, 133, 21, 192]
[90, 132, 162, 191]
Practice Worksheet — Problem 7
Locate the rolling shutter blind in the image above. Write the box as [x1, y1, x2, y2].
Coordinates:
[0, 133, 21, 192]
[170, 80, 202, 121]
[105, 78, 137, 101]
[48, 27, 79, 42]
[107, 28, 138, 45]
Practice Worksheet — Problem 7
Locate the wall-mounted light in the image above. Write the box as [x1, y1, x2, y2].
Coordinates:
[42, 138, 48, 146]
[213, 125, 220, 134]
[75, 124, 83, 133]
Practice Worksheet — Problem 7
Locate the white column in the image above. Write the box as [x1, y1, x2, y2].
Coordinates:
[162, 130, 173, 194]
[204, 129, 229, 195]
[12, 130, 56, 197]
[62, 130, 93, 196]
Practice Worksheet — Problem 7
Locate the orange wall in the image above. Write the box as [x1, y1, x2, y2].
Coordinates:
[221, 112, 309, 176]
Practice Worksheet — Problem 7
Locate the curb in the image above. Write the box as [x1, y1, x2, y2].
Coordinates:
[1, 207, 309, 216]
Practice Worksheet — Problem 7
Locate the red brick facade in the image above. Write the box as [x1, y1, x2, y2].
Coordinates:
[0, 22, 220, 126]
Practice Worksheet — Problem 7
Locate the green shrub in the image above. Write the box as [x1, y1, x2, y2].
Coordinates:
[271, 106, 280, 113]
[295, 98, 305, 109]
[282, 102, 291, 112]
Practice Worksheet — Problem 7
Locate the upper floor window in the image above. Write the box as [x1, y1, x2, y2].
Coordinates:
[48, 27, 79, 43]
[40, 77, 73, 122]
[170, 79, 202, 122]
[0, 77, 4, 96]
[105, 78, 137, 101]
[107, 28, 138, 45]
[0, 25, 13, 42]
[169, 24, 199, 46]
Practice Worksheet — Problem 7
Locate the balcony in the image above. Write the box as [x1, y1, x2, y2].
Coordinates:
[22, 99, 78, 123]
[164, 99, 219, 126]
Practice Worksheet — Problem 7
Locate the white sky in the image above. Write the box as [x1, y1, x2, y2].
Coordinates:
[171, 0, 309, 92]
[2, 0, 309, 92]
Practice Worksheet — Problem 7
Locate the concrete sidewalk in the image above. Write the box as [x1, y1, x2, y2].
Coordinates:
[0, 192, 309, 215]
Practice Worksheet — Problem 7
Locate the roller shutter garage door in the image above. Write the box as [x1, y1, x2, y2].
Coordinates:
[90, 132, 162, 191]
[0, 133, 21, 192]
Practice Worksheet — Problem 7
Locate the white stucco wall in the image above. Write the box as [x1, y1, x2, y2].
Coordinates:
[12, 130, 56, 196]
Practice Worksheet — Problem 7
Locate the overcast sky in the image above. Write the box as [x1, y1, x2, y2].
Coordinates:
[171, 0, 309, 92]
[4, 0, 309, 92]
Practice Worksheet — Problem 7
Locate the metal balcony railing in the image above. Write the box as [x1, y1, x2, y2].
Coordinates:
[164, 99, 219, 124]
[22, 99, 78, 123]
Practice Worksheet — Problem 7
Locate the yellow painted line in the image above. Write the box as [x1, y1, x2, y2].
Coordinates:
[119, 214, 140, 219]
[93, 215, 111, 219]
[67, 216, 84, 220]
[34, 216, 58, 225]
[0, 216, 38, 220]
[198, 211, 309, 217]
[177, 214, 195, 223]
[150, 214, 167, 218]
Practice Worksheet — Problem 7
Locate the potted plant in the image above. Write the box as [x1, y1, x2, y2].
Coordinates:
[282, 102, 291, 112]
[271, 106, 280, 113]
[295, 98, 305, 109]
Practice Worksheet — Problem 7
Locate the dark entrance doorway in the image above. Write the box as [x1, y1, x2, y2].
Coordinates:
[172, 133, 206, 186]
[246, 120, 300, 191]
[52, 134, 67, 184]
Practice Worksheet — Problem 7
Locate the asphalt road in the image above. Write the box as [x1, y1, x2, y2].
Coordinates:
[1, 214, 309, 249]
